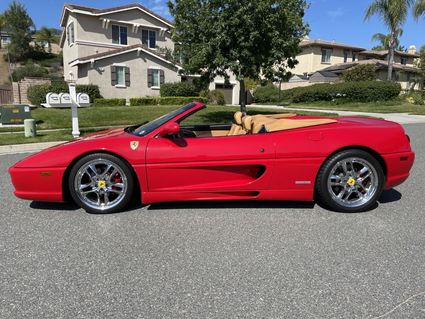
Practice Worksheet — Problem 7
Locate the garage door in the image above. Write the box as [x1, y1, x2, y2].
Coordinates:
[215, 84, 234, 105]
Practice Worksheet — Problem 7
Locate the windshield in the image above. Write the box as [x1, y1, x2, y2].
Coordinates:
[129, 103, 198, 136]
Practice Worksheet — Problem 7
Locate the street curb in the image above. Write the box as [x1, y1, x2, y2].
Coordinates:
[0, 141, 67, 156]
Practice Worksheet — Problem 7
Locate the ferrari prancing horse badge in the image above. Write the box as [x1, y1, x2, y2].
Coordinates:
[130, 141, 139, 150]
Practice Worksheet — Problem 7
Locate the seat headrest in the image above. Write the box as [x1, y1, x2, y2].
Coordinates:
[234, 111, 243, 125]
[242, 116, 253, 132]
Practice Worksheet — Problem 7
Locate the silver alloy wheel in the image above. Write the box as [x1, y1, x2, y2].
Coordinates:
[74, 159, 128, 211]
[327, 157, 379, 208]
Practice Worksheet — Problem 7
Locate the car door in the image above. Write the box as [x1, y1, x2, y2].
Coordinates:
[145, 134, 276, 193]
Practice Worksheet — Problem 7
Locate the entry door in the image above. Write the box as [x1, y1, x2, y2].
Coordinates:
[146, 134, 276, 193]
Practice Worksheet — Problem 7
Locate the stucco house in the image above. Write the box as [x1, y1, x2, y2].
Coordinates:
[289, 37, 421, 90]
[60, 3, 241, 104]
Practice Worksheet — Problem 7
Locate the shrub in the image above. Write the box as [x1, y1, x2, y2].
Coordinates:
[404, 92, 424, 105]
[12, 63, 49, 82]
[253, 84, 280, 103]
[205, 90, 226, 105]
[287, 81, 401, 103]
[160, 82, 199, 97]
[130, 96, 207, 106]
[130, 97, 159, 106]
[158, 96, 208, 105]
[27, 82, 102, 106]
[342, 64, 377, 82]
[93, 98, 127, 106]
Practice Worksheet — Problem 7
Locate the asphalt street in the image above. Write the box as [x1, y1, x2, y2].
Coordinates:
[0, 124, 424, 319]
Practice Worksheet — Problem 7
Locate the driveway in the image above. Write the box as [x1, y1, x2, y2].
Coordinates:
[0, 124, 424, 318]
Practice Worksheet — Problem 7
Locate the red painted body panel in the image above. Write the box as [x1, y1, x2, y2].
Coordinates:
[8, 102, 415, 207]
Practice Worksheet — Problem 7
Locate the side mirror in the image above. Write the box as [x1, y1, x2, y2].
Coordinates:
[159, 122, 180, 137]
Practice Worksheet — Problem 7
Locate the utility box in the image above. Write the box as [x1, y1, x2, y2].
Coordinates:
[0, 104, 32, 125]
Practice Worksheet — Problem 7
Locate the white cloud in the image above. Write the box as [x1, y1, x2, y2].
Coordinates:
[327, 8, 344, 18]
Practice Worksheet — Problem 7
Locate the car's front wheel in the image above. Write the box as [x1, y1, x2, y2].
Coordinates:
[68, 153, 134, 214]
[316, 150, 385, 213]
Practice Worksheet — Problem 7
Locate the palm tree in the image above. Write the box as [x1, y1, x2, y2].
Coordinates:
[371, 29, 402, 50]
[414, 0, 425, 19]
[34, 27, 59, 53]
[365, 0, 414, 80]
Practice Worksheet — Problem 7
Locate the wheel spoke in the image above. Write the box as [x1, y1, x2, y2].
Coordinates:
[85, 164, 98, 178]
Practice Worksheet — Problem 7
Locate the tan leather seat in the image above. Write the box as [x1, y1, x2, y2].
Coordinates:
[242, 116, 253, 134]
[228, 111, 246, 136]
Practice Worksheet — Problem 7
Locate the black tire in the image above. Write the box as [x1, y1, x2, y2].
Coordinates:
[315, 149, 385, 213]
[68, 153, 134, 214]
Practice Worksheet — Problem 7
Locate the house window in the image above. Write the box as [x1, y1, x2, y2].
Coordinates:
[112, 25, 128, 45]
[401, 57, 408, 65]
[344, 50, 349, 63]
[111, 65, 130, 87]
[116, 66, 125, 86]
[321, 48, 332, 63]
[352, 52, 358, 62]
[67, 22, 75, 46]
[142, 29, 156, 49]
[148, 68, 164, 88]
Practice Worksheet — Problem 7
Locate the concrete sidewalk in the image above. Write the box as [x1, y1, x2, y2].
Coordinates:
[251, 105, 425, 124]
[0, 141, 66, 156]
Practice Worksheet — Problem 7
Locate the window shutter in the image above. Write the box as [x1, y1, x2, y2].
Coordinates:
[125, 67, 131, 87]
[160, 70, 165, 85]
[111, 66, 117, 86]
[147, 69, 153, 87]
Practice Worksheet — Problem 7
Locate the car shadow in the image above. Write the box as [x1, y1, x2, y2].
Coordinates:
[378, 188, 402, 204]
[147, 200, 315, 210]
[30, 201, 80, 211]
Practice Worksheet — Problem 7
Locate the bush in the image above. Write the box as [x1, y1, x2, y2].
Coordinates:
[27, 82, 102, 106]
[94, 98, 127, 106]
[287, 81, 401, 103]
[160, 82, 199, 97]
[253, 84, 280, 103]
[404, 92, 424, 105]
[130, 97, 159, 106]
[12, 63, 49, 82]
[342, 64, 377, 82]
[204, 90, 226, 105]
[130, 96, 207, 106]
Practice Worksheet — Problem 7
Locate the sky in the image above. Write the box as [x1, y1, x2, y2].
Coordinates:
[1, 0, 425, 50]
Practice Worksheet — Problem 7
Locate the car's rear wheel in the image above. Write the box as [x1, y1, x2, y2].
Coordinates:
[316, 150, 385, 213]
[68, 153, 134, 214]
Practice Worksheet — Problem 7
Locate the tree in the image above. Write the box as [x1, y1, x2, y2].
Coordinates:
[3, 0, 34, 61]
[342, 64, 377, 82]
[371, 30, 402, 50]
[0, 13, 5, 49]
[414, 0, 425, 19]
[34, 27, 60, 53]
[365, 0, 414, 81]
[168, 0, 308, 112]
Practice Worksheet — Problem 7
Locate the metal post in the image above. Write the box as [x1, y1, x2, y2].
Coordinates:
[68, 82, 80, 138]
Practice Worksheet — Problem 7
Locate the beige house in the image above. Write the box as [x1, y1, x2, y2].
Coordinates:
[60, 3, 182, 99]
[289, 37, 421, 90]
[60, 3, 243, 104]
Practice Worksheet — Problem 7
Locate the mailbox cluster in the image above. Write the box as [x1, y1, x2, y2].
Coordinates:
[42, 92, 90, 108]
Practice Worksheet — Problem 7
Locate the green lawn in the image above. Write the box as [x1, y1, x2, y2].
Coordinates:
[285, 100, 425, 115]
[0, 105, 337, 146]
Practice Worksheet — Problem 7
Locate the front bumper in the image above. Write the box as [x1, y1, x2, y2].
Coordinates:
[9, 166, 66, 202]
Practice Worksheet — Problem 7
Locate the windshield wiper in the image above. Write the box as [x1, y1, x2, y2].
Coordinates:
[125, 122, 148, 134]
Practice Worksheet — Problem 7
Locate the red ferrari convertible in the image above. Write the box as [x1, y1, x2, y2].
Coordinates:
[9, 102, 414, 214]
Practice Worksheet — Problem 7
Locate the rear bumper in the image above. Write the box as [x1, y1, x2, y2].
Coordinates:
[9, 166, 66, 202]
[383, 152, 415, 189]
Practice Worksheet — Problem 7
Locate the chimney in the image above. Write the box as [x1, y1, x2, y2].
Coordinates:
[408, 45, 417, 54]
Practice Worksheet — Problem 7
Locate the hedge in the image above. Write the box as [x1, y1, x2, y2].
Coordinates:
[93, 98, 127, 106]
[130, 96, 207, 106]
[253, 81, 401, 103]
[160, 82, 199, 97]
[27, 82, 102, 106]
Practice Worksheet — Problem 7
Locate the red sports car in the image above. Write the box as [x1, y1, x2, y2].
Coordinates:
[9, 102, 414, 214]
